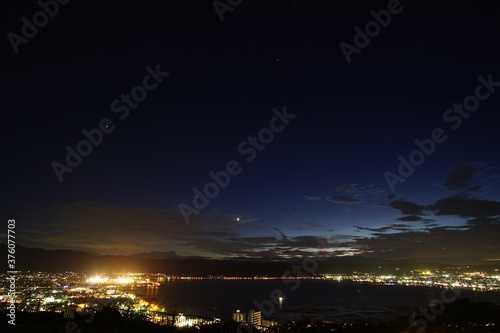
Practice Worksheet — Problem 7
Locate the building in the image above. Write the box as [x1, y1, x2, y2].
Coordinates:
[247, 309, 262, 326]
[232, 309, 246, 323]
[232, 309, 262, 326]
[262, 319, 278, 327]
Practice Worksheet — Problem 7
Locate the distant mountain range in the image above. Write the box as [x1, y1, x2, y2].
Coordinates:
[2, 244, 499, 275]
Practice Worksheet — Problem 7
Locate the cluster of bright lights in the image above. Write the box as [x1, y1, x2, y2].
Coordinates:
[43, 296, 55, 303]
[87, 276, 109, 283]
[86, 275, 135, 284]
[114, 277, 134, 284]
[176, 313, 204, 328]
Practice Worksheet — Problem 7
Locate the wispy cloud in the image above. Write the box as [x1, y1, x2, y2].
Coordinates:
[330, 195, 360, 204]
[305, 182, 387, 207]
[20, 202, 344, 259]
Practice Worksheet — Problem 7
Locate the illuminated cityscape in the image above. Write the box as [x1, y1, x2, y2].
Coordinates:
[0, 272, 219, 328]
[3, 0, 500, 332]
[324, 268, 500, 292]
[1, 268, 499, 330]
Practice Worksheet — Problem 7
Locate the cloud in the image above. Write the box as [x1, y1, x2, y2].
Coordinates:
[292, 221, 327, 231]
[336, 183, 386, 198]
[330, 196, 360, 204]
[355, 225, 391, 233]
[444, 164, 478, 190]
[336, 184, 357, 194]
[354, 223, 411, 233]
[305, 182, 387, 208]
[343, 217, 500, 263]
[396, 215, 433, 222]
[389, 200, 425, 215]
[467, 185, 483, 192]
[428, 195, 500, 218]
[21, 201, 251, 257]
[466, 216, 500, 226]
[387, 192, 397, 200]
[272, 227, 288, 239]
[20, 190, 500, 263]
[20, 201, 348, 259]
[442, 162, 500, 194]
[350, 187, 500, 262]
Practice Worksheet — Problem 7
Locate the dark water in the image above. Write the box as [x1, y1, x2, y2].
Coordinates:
[136, 280, 500, 322]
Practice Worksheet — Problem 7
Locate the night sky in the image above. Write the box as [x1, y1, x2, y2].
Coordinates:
[2, 0, 500, 264]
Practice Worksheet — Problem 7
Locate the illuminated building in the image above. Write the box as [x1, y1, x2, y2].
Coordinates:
[247, 309, 262, 326]
[233, 309, 246, 323]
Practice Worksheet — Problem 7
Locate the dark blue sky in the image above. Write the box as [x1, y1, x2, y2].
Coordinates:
[2, 0, 500, 263]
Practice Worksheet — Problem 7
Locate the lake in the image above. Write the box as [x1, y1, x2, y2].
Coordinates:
[135, 280, 500, 322]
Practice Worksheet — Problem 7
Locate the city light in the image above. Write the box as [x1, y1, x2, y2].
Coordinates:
[114, 277, 134, 284]
[3, 269, 500, 330]
[87, 276, 109, 283]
